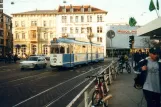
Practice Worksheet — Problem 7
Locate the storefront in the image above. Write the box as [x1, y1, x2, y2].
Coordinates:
[106, 24, 150, 57]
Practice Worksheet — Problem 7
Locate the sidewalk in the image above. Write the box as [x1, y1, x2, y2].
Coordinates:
[108, 70, 147, 107]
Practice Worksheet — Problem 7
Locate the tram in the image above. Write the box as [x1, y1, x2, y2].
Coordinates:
[50, 38, 104, 68]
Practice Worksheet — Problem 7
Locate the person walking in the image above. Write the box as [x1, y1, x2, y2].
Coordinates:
[136, 47, 161, 107]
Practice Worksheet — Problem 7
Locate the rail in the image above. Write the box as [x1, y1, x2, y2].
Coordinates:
[66, 60, 118, 107]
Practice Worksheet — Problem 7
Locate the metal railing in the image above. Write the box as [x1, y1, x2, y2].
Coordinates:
[67, 60, 118, 107]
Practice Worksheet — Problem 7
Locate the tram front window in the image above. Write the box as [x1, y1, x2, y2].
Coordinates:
[50, 46, 59, 54]
[50, 46, 65, 54]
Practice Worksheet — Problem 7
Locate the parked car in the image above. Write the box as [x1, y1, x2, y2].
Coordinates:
[37, 54, 50, 60]
[20, 56, 47, 70]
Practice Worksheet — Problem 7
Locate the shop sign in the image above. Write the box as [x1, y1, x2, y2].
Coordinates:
[117, 30, 137, 34]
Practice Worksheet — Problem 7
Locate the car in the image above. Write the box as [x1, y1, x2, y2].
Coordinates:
[20, 56, 47, 70]
[37, 54, 50, 60]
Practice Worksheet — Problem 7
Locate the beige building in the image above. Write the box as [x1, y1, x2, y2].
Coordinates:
[12, 10, 57, 57]
[12, 5, 107, 57]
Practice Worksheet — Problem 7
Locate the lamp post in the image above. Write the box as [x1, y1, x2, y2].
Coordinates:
[87, 27, 94, 63]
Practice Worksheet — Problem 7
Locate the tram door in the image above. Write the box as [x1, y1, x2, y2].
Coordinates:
[69, 44, 74, 67]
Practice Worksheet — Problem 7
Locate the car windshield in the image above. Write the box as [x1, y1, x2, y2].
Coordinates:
[27, 57, 38, 61]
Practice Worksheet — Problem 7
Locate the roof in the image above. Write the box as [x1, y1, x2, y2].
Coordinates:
[51, 38, 102, 46]
[12, 10, 57, 15]
[137, 17, 161, 37]
[58, 5, 107, 14]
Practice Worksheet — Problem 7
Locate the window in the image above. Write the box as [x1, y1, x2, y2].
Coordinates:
[75, 27, 79, 34]
[100, 37, 102, 42]
[70, 8, 73, 12]
[31, 21, 37, 26]
[81, 28, 84, 33]
[43, 21, 46, 27]
[75, 16, 78, 23]
[62, 27, 67, 33]
[21, 21, 25, 27]
[44, 33, 48, 39]
[15, 33, 19, 39]
[81, 16, 84, 22]
[60, 46, 65, 53]
[81, 7, 84, 12]
[62, 16, 67, 23]
[22, 32, 25, 39]
[31, 45, 36, 55]
[87, 16, 90, 22]
[21, 46, 26, 55]
[70, 27, 73, 34]
[90, 16, 92, 22]
[88, 7, 91, 12]
[43, 45, 48, 55]
[31, 30, 36, 38]
[50, 33, 53, 38]
[0, 0, 3, 3]
[87, 27, 92, 34]
[15, 21, 19, 27]
[97, 15, 103, 22]
[70, 16, 73, 23]
[49, 20, 52, 27]
[97, 26, 103, 33]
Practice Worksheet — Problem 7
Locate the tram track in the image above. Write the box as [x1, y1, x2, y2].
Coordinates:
[12, 65, 105, 107]
[0, 61, 111, 107]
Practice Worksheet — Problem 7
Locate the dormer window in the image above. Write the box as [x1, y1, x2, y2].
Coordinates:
[70, 8, 73, 12]
[70, 5, 73, 12]
[88, 6, 91, 12]
[63, 6, 66, 12]
[81, 6, 84, 12]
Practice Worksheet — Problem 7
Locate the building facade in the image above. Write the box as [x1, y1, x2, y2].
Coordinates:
[12, 5, 107, 57]
[106, 24, 150, 57]
[0, 13, 12, 58]
[12, 10, 57, 57]
[56, 5, 107, 56]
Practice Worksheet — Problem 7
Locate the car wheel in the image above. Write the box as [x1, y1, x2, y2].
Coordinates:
[34, 64, 38, 70]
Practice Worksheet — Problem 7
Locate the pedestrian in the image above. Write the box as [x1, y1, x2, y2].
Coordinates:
[135, 47, 161, 107]
[14, 54, 18, 63]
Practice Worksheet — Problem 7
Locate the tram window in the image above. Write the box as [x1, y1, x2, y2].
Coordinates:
[50, 46, 59, 53]
[60, 47, 65, 53]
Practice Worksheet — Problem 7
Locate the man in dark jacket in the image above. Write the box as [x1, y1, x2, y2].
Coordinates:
[134, 47, 161, 107]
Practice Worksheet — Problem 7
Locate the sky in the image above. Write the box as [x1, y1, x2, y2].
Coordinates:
[3, 0, 161, 26]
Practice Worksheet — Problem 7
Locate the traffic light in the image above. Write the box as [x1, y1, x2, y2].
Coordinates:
[129, 35, 134, 49]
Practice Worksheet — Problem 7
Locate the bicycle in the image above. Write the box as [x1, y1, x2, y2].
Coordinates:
[86, 74, 112, 107]
[117, 60, 131, 73]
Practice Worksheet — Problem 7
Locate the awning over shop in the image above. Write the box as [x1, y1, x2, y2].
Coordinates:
[137, 17, 161, 36]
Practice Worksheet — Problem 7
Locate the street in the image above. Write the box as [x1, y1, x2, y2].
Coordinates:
[0, 59, 112, 107]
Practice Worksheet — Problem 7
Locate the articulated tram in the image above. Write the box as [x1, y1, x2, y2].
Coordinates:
[50, 38, 104, 68]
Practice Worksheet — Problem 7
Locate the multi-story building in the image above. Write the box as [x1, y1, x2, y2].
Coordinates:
[0, 12, 12, 57]
[12, 10, 57, 57]
[3, 14, 13, 55]
[12, 5, 107, 57]
[56, 5, 107, 56]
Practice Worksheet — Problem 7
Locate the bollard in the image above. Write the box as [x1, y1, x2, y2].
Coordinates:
[84, 90, 88, 107]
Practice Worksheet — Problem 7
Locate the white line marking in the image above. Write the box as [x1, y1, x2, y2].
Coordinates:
[13, 66, 103, 107]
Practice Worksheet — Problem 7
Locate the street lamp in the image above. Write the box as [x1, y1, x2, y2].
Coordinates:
[87, 27, 94, 62]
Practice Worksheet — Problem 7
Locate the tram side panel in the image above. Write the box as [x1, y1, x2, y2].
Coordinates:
[74, 53, 88, 65]
[62, 54, 74, 67]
